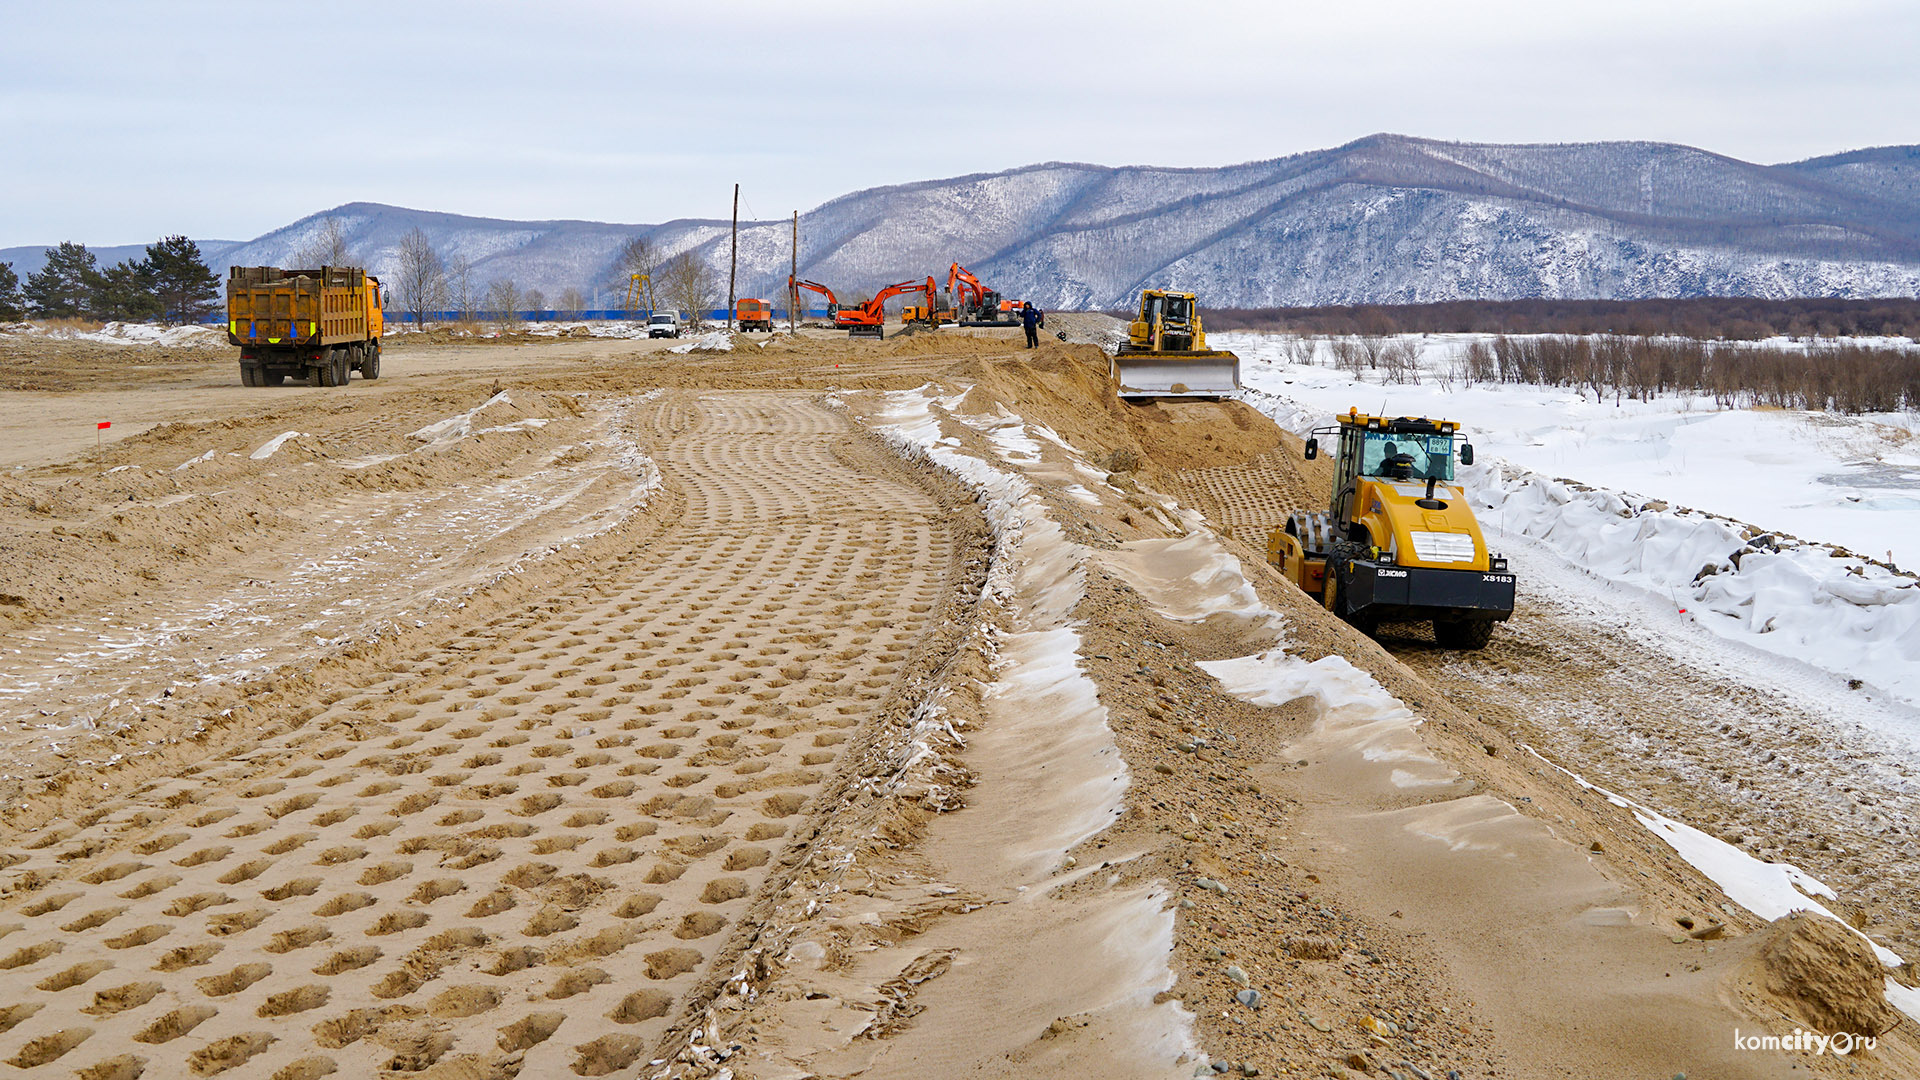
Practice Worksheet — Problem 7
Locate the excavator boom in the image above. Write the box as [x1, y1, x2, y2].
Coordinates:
[947, 262, 1020, 327]
[838, 277, 934, 338]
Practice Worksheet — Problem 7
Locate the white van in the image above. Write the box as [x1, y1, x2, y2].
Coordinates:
[647, 312, 682, 338]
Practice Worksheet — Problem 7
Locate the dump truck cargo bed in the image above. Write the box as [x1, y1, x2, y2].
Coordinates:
[226, 266, 384, 388]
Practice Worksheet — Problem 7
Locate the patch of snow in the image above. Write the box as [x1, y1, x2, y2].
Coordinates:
[668, 331, 733, 353]
[407, 391, 518, 449]
[248, 431, 306, 460]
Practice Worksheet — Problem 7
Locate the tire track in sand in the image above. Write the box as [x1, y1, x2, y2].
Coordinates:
[0, 391, 953, 1079]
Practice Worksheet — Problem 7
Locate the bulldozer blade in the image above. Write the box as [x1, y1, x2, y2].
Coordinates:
[1109, 350, 1241, 400]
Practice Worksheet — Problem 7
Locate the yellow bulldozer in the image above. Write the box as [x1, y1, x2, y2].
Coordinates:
[1109, 289, 1241, 400]
[1268, 409, 1514, 648]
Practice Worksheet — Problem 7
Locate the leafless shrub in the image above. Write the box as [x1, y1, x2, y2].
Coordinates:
[1381, 340, 1422, 384]
[1330, 337, 1366, 376]
[1482, 334, 1920, 414]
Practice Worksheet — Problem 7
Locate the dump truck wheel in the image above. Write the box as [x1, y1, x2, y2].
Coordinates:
[240, 364, 259, 387]
[363, 348, 380, 380]
[313, 352, 336, 387]
[1434, 618, 1494, 650]
[336, 350, 352, 386]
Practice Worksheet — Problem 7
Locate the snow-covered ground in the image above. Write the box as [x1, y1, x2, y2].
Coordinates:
[1222, 332, 1920, 570]
[1224, 330, 1920, 711]
[1, 320, 228, 346]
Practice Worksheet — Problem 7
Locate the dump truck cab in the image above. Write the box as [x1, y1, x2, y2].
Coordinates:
[1269, 410, 1514, 648]
[1110, 288, 1241, 400]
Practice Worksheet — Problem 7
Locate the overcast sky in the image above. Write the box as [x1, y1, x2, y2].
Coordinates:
[3, 0, 1916, 249]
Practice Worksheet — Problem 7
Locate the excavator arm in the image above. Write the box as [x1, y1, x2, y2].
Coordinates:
[838, 277, 933, 338]
[789, 275, 839, 315]
[948, 262, 1019, 326]
[947, 263, 985, 308]
[859, 277, 933, 320]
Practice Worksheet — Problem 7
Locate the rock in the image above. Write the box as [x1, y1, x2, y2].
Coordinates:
[1225, 965, 1249, 985]
[1235, 988, 1261, 1009]
[1307, 1015, 1332, 1033]
[1195, 878, 1229, 895]
[1154, 763, 1175, 774]
[1345, 1051, 1372, 1072]
[1285, 934, 1343, 960]
[1588, 840, 1604, 853]
[1178, 899, 1195, 910]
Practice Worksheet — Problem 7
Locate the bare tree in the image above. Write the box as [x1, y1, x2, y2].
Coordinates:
[486, 278, 522, 331]
[558, 287, 586, 318]
[1282, 332, 1317, 366]
[294, 217, 354, 267]
[448, 254, 478, 324]
[612, 236, 658, 299]
[1330, 337, 1367, 377]
[658, 251, 716, 330]
[1357, 335, 1387, 370]
[394, 228, 447, 330]
[524, 288, 546, 314]
[1381, 339, 1422, 385]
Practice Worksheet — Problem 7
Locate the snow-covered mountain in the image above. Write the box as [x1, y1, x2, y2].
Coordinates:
[8, 135, 1920, 309]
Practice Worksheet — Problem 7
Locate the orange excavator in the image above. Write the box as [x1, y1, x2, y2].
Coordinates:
[790, 276, 841, 324]
[948, 262, 1022, 327]
[835, 277, 936, 339]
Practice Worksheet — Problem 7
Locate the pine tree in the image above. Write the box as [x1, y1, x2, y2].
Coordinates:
[144, 235, 219, 325]
[0, 262, 23, 322]
[23, 241, 100, 318]
[92, 258, 163, 322]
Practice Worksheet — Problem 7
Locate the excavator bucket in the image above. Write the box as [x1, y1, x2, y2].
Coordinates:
[1109, 349, 1242, 400]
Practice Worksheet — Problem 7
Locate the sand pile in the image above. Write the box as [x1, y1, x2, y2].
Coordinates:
[1743, 913, 1903, 1036]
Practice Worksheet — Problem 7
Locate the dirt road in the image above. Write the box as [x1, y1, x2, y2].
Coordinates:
[0, 328, 1913, 1079]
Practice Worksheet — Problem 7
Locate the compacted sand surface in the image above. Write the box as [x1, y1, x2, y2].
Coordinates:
[0, 325, 1912, 1079]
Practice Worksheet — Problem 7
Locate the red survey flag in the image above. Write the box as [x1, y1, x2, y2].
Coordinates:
[97, 422, 110, 430]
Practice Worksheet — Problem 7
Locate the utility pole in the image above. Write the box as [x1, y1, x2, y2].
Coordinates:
[789, 210, 798, 334]
[727, 183, 739, 332]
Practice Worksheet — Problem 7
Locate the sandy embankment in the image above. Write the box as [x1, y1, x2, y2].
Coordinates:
[0, 325, 1909, 1079]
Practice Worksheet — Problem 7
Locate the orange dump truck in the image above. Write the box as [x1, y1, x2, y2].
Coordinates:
[736, 298, 774, 332]
[227, 265, 384, 387]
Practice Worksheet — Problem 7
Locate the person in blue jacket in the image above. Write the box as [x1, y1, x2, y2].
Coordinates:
[1021, 303, 1044, 348]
